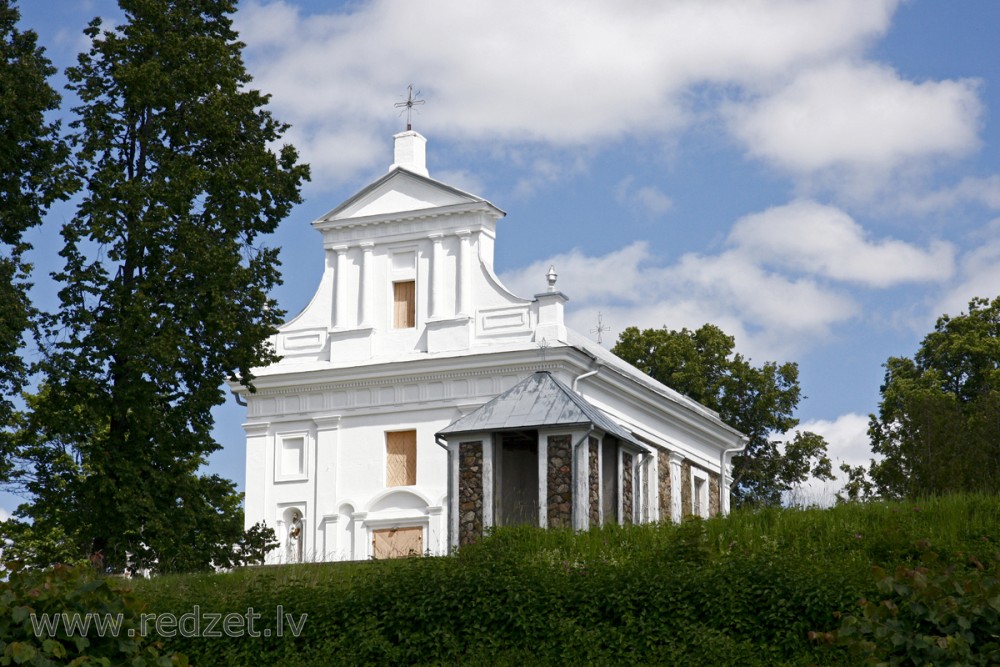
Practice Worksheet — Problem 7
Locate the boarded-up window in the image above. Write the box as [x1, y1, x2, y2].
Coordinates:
[386, 430, 417, 486]
[393, 280, 415, 328]
[372, 526, 423, 559]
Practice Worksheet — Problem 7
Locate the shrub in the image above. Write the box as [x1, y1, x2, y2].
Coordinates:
[0, 561, 185, 666]
[832, 543, 1000, 665]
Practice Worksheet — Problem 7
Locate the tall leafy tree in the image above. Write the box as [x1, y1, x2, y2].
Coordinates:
[845, 296, 1000, 500]
[612, 324, 831, 506]
[0, 1, 72, 478]
[17, 0, 308, 573]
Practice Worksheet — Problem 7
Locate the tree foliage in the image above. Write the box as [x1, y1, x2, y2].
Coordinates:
[0, 0, 72, 479]
[844, 296, 1000, 500]
[13, 0, 308, 573]
[612, 324, 831, 506]
[0, 561, 186, 665]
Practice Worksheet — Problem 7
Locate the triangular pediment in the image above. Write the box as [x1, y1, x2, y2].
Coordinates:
[319, 167, 500, 223]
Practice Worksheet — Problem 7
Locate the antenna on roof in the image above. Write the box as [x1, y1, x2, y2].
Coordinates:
[591, 312, 611, 344]
[394, 84, 425, 131]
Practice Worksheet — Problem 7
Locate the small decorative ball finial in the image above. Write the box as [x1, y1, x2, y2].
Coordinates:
[546, 265, 558, 292]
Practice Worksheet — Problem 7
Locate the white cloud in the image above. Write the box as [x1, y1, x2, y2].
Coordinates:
[236, 0, 905, 183]
[728, 200, 955, 287]
[615, 177, 673, 217]
[498, 238, 858, 360]
[897, 175, 1000, 214]
[666, 250, 858, 338]
[934, 221, 1000, 318]
[499, 242, 653, 304]
[784, 412, 873, 507]
[433, 169, 487, 198]
[499, 198, 956, 357]
[512, 154, 590, 198]
[800, 413, 874, 469]
[728, 61, 981, 176]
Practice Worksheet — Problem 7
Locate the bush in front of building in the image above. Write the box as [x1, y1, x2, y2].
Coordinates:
[132, 493, 1000, 666]
[0, 560, 185, 666]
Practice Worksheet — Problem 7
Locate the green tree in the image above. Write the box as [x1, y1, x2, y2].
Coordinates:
[848, 296, 1000, 499]
[15, 0, 308, 573]
[0, 1, 72, 478]
[612, 324, 831, 506]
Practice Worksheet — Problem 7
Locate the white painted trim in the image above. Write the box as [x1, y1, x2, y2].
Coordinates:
[691, 466, 710, 519]
[669, 453, 683, 523]
[616, 444, 624, 526]
[572, 429, 592, 531]
[483, 435, 494, 529]
[274, 430, 310, 483]
[448, 441, 459, 551]
[537, 432, 548, 528]
[596, 435, 604, 526]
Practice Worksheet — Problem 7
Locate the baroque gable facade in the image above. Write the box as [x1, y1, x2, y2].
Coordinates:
[234, 131, 747, 562]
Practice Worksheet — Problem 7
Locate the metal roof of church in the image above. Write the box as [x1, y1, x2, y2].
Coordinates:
[436, 371, 643, 447]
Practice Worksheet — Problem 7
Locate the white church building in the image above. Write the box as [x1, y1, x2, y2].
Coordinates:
[233, 130, 747, 562]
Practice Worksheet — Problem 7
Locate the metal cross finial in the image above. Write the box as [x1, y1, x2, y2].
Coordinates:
[537, 337, 550, 363]
[394, 85, 425, 131]
[591, 312, 611, 344]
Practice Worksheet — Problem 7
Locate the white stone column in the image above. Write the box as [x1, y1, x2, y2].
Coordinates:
[641, 456, 651, 523]
[321, 515, 338, 563]
[448, 441, 460, 551]
[596, 438, 604, 526]
[482, 436, 494, 529]
[573, 432, 590, 531]
[537, 433, 548, 529]
[359, 242, 374, 327]
[649, 454, 660, 523]
[313, 415, 340, 562]
[352, 511, 368, 559]
[616, 446, 624, 525]
[426, 505, 444, 556]
[456, 230, 471, 318]
[274, 519, 286, 564]
[242, 423, 270, 530]
[332, 246, 348, 329]
[669, 453, 683, 523]
[297, 517, 308, 563]
[428, 233, 444, 319]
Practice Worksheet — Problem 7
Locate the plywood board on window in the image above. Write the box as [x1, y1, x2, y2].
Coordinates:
[372, 526, 423, 559]
[393, 280, 415, 328]
[386, 430, 416, 486]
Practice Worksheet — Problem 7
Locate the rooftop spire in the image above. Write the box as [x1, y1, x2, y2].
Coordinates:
[394, 84, 425, 131]
[392, 130, 428, 177]
[391, 85, 429, 176]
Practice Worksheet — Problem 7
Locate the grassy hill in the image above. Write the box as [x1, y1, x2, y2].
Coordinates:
[132, 494, 1000, 665]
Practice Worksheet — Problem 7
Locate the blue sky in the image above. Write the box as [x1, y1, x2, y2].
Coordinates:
[11, 0, 1000, 508]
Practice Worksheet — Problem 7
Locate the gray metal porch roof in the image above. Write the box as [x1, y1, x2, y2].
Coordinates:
[436, 371, 643, 447]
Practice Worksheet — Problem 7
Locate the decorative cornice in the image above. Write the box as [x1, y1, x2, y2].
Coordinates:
[313, 414, 342, 430]
[316, 201, 502, 231]
[242, 422, 270, 436]
[250, 361, 563, 397]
